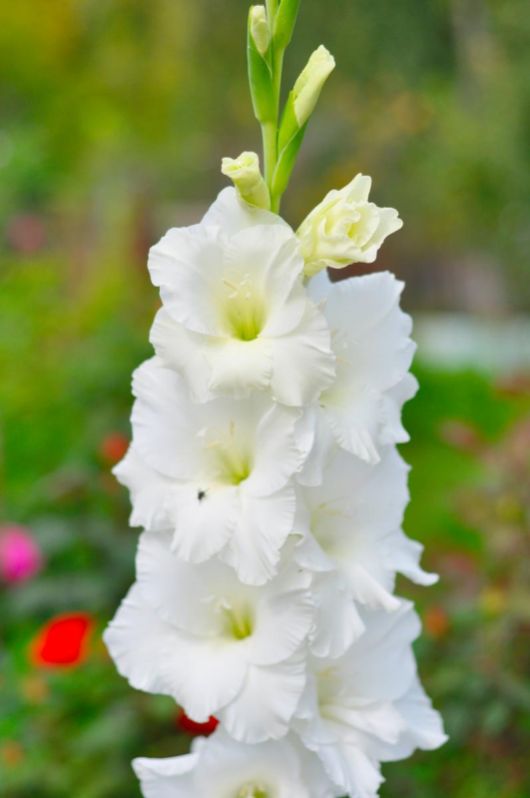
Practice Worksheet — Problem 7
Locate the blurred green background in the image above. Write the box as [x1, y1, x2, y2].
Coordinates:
[1, 1, 529, 796]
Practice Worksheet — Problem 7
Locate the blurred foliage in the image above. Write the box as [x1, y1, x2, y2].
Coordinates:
[1, 1, 530, 796]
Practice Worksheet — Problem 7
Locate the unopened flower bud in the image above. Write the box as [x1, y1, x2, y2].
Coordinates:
[221, 151, 270, 209]
[292, 45, 335, 128]
[249, 5, 271, 56]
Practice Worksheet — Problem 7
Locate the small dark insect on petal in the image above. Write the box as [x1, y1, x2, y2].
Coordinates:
[197, 490, 206, 502]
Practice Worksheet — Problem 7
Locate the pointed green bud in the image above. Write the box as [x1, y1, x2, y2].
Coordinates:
[278, 45, 335, 153]
[273, 0, 301, 49]
[221, 151, 271, 209]
[292, 45, 335, 127]
[249, 5, 271, 56]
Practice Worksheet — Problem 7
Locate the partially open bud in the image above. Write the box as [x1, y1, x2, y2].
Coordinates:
[249, 5, 271, 56]
[292, 45, 335, 128]
[275, 45, 335, 186]
[221, 151, 271, 209]
[297, 174, 403, 277]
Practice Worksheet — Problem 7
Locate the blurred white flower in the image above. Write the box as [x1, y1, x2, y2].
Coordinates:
[306, 270, 417, 465]
[104, 532, 313, 743]
[133, 730, 336, 798]
[294, 603, 447, 798]
[149, 188, 335, 406]
[115, 357, 313, 585]
[298, 174, 402, 276]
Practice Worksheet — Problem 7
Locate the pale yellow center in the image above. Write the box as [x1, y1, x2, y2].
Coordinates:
[222, 274, 266, 341]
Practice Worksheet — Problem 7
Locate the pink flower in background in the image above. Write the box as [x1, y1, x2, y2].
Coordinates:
[0, 525, 43, 584]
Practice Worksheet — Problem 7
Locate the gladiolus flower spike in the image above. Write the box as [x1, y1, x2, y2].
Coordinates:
[104, 2, 446, 796]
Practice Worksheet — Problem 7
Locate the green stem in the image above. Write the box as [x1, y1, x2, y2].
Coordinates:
[261, 44, 285, 212]
[262, 121, 277, 190]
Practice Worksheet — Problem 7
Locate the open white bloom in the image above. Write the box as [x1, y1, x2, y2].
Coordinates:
[296, 446, 436, 654]
[134, 731, 336, 798]
[306, 270, 417, 465]
[149, 188, 335, 406]
[115, 357, 313, 585]
[298, 174, 403, 277]
[294, 603, 447, 798]
[105, 532, 313, 743]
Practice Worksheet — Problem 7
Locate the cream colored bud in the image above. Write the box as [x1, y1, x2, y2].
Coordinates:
[249, 5, 271, 56]
[292, 45, 335, 127]
[221, 151, 270, 210]
[297, 174, 403, 277]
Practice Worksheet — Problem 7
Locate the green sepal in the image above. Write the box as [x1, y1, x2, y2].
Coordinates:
[247, 13, 275, 123]
[273, 0, 301, 49]
[271, 122, 307, 199]
[277, 92, 299, 151]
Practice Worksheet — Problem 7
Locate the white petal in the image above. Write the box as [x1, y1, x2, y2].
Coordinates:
[310, 571, 365, 658]
[136, 532, 223, 634]
[245, 404, 307, 496]
[317, 741, 383, 798]
[148, 224, 225, 336]
[322, 382, 383, 464]
[171, 483, 238, 563]
[269, 299, 336, 407]
[202, 186, 290, 235]
[225, 224, 305, 332]
[150, 308, 212, 402]
[133, 754, 196, 798]
[248, 582, 314, 666]
[223, 485, 296, 585]
[113, 447, 174, 530]
[166, 634, 248, 723]
[373, 677, 448, 762]
[131, 358, 201, 479]
[384, 529, 438, 587]
[206, 336, 273, 396]
[222, 652, 306, 743]
[103, 583, 176, 697]
[343, 603, 420, 702]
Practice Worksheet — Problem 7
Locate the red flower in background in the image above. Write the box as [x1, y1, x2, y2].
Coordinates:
[99, 432, 129, 466]
[0, 525, 43, 584]
[175, 708, 219, 737]
[31, 613, 93, 667]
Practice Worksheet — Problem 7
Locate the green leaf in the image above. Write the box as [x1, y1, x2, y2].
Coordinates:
[271, 122, 307, 199]
[247, 13, 275, 123]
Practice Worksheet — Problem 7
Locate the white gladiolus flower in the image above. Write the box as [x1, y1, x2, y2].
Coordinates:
[297, 174, 403, 277]
[133, 731, 336, 798]
[104, 532, 313, 743]
[149, 188, 335, 406]
[294, 603, 447, 798]
[306, 270, 417, 465]
[296, 446, 437, 646]
[115, 357, 313, 585]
